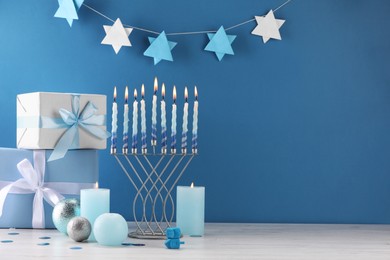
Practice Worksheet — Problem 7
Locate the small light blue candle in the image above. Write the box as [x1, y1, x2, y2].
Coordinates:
[80, 188, 110, 241]
[176, 183, 205, 236]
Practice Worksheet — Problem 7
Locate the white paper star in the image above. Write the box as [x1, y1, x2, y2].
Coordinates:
[252, 10, 285, 44]
[101, 18, 133, 54]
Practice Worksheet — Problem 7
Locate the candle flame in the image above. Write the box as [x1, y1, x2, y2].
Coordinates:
[194, 86, 198, 101]
[173, 86, 177, 103]
[125, 86, 128, 104]
[190, 182, 194, 188]
[113, 86, 117, 102]
[141, 84, 145, 99]
[95, 182, 99, 189]
[154, 77, 158, 94]
[162, 83, 166, 99]
[134, 89, 137, 100]
[184, 87, 188, 102]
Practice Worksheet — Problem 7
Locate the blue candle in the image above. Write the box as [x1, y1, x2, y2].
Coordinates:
[181, 87, 188, 154]
[151, 77, 158, 147]
[161, 83, 167, 154]
[176, 183, 205, 236]
[80, 187, 110, 241]
[132, 89, 138, 154]
[171, 86, 177, 154]
[141, 84, 147, 154]
[111, 87, 117, 154]
[123, 86, 129, 154]
[192, 86, 198, 154]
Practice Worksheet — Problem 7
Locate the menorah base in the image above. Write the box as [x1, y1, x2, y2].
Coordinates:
[128, 231, 166, 240]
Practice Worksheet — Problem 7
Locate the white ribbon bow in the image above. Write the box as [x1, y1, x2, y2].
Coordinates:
[0, 150, 64, 228]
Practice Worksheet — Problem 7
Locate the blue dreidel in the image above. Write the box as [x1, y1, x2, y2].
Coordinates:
[166, 227, 181, 239]
[165, 238, 185, 249]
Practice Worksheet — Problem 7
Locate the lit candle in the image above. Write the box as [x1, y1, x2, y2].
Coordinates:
[141, 84, 147, 154]
[181, 87, 188, 154]
[192, 86, 198, 154]
[171, 86, 177, 154]
[80, 186, 110, 241]
[132, 89, 138, 154]
[110, 87, 117, 154]
[122, 86, 129, 154]
[176, 182, 205, 236]
[151, 77, 158, 147]
[161, 83, 167, 154]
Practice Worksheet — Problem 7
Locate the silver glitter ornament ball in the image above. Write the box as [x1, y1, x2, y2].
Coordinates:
[67, 216, 92, 242]
[52, 198, 80, 235]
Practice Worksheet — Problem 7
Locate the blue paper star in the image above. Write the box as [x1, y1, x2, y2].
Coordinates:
[54, 0, 84, 27]
[204, 26, 236, 61]
[144, 31, 177, 65]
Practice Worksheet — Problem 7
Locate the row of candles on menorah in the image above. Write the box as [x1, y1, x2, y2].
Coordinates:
[110, 77, 198, 155]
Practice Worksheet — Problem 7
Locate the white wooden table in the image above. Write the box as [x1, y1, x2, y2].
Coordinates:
[1, 223, 390, 259]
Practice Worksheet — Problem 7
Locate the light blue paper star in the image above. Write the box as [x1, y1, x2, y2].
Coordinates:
[144, 31, 177, 65]
[54, 0, 84, 27]
[205, 26, 236, 61]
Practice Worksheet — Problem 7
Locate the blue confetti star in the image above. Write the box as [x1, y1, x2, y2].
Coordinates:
[144, 31, 177, 65]
[54, 0, 84, 27]
[204, 26, 236, 61]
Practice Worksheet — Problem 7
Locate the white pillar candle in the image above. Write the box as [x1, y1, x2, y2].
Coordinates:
[141, 84, 147, 153]
[176, 183, 205, 236]
[161, 83, 167, 153]
[80, 187, 110, 241]
[181, 87, 188, 154]
[171, 86, 177, 153]
[132, 89, 138, 153]
[122, 86, 129, 154]
[111, 87, 117, 154]
[192, 86, 198, 154]
[151, 77, 158, 146]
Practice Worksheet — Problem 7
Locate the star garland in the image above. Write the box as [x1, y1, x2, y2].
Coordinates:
[54, 0, 291, 65]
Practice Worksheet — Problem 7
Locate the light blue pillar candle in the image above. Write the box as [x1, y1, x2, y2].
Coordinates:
[176, 183, 205, 236]
[80, 188, 110, 241]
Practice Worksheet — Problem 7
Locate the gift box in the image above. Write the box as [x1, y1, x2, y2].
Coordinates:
[17, 92, 109, 161]
[0, 148, 98, 229]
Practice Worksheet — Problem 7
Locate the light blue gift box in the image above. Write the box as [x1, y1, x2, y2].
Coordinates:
[0, 148, 98, 229]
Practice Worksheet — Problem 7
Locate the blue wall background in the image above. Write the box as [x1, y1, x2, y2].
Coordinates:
[1, 0, 390, 224]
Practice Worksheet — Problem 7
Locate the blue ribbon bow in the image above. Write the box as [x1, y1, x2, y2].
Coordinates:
[48, 95, 110, 161]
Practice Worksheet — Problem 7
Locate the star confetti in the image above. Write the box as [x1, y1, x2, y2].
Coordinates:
[144, 31, 177, 65]
[251, 10, 285, 43]
[54, 0, 84, 27]
[101, 18, 133, 54]
[204, 26, 236, 61]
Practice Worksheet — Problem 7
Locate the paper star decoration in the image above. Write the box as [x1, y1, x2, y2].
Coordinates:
[204, 26, 236, 61]
[144, 31, 177, 65]
[252, 10, 285, 43]
[101, 18, 133, 54]
[54, 0, 84, 27]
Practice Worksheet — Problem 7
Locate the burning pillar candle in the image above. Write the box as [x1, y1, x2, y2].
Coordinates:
[181, 87, 188, 154]
[151, 77, 158, 147]
[110, 87, 117, 154]
[161, 83, 167, 154]
[171, 86, 177, 154]
[176, 182, 205, 236]
[141, 84, 147, 154]
[192, 86, 198, 154]
[122, 86, 129, 154]
[132, 89, 138, 154]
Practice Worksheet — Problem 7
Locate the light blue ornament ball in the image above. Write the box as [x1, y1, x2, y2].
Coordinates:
[93, 213, 128, 246]
[52, 198, 80, 235]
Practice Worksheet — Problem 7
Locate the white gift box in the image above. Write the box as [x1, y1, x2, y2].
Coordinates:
[17, 92, 107, 150]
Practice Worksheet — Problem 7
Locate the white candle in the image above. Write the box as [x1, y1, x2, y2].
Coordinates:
[192, 86, 198, 154]
[176, 182, 205, 236]
[111, 87, 117, 154]
[123, 86, 129, 153]
[181, 87, 188, 153]
[161, 83, 167, 153]
[151, 77, 158, 146]
[141, 84, 147, 153]
[132, 89, 138, 153]
[171, 86, 177, 153]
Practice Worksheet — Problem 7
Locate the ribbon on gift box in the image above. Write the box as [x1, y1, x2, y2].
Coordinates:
[0, 150, 95, 229]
